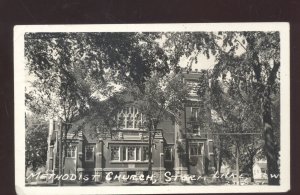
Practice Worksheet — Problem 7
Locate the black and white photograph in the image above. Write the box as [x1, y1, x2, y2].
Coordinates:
[14, 23, 290, 194]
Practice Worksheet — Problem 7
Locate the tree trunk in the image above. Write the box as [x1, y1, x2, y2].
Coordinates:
[236, 141, 240, 185]
[216, 153, 223, 182]
[25, 165, 28, 178]
[219, 157, 222, 175]
[251, 47, 280, 185]
[61, 123, 71, 186]
[250, 154, 254, 182]
[148, 129, 152, 185]
[58, 122, 63, 186]
[216, 151, 220, 174]
[217, 138, 223, 175]
[263, 89, 280, 185]
[63, 127, 68, 175]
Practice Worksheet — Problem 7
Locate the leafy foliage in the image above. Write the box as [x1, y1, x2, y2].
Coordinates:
[165, 31, 280, 184]
[25, 31, 281, 185]
[25, 32, 184, 182]
[25, 114, 48, 172]
[25, 32, 176, 122]
[129, 73, 190, 123]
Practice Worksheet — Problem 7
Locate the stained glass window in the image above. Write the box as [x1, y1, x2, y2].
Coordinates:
[117, 106, 143, 129]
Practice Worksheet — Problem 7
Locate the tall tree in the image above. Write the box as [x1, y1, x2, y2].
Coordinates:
[25, 32, 174, 185]
[214, 32, 281, 185]
[25, 33, 101, 185]
[165, 31, 281, 185]
[124, 72, 190, 184]
[25, 113, 48, 174]
[209, 77, 260, 185]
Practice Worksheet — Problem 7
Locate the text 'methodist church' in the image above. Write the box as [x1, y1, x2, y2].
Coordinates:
[46, 69, 215, 182]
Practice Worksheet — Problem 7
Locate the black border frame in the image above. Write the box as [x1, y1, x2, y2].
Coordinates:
[0, 0, 299, 194]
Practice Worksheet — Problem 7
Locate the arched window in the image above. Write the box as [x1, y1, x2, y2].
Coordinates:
[127, 114, 133, 128]
[117, 106, 143, 129]
[118, 113, 125, 128]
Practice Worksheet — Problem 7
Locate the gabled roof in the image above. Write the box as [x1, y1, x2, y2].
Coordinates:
[67, 118, 109, 143]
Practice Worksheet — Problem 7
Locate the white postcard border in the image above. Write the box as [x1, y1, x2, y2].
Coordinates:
[14, 23, 290, 194]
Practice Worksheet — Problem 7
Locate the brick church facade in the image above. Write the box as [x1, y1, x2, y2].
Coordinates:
[46, 70, 215, 182]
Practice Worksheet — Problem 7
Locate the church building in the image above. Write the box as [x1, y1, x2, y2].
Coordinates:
[46, 70, 215, 183]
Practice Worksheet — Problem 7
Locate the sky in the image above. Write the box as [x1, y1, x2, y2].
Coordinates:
[158, 34, 217, 71]
[179, 52, 217, 70]
[176, 34, 246, 71]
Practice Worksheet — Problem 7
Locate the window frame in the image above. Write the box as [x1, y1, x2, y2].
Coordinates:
[164, 146, 173, 161]
[189, 142, 203, 156]
[186, 79, 199, 96]
[110, 145, 147, 162]
[142, 146, 149, 161]
[123, 146, 142, 162]
[191, 107, 199, 120]
[191, 107, 201, 135]
[207, 140, 214, 154]
[85, 145, 95, 162]
[66, 145, 77, 158]
[127, 146, 136, 161]
[116, 106, 144, 130]
[110, 146, 121, 161]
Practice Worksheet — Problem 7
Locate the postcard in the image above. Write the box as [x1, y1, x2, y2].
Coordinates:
[14, 23, 290, 194]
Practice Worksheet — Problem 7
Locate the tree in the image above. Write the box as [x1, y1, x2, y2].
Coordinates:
[25, 33, 102, 185]
[211, 123, 233, 176]
[25, 32, 176, 185]
[164, 31, 281, 185]
[214, 32, 281, 185]
[209, 79, 258, 185]
[123, 72, 190, 184]
[67, 72, 190, 185]
[189, 54, 267, 184]
[239, 135, 264, 182]
[25, 113, 48, 174]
